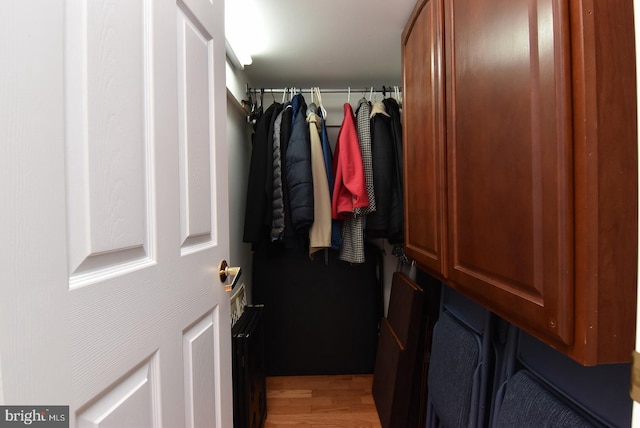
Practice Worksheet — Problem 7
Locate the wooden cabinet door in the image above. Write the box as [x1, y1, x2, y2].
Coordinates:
[444, 0, 575, 345]
[402, 0, 448, 277]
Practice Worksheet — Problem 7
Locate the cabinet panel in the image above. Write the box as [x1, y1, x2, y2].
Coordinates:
[570, 0, 637, 363]
[445, 0, 574, 345]
[403, 0, 637, 364]
[402, 0, 447, 276]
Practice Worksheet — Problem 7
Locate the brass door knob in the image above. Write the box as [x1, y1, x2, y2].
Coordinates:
[219, 260, 242, 291]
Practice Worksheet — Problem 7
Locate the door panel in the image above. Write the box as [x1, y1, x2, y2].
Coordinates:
[183, 311, 219, 428]
[445, 0, 574, 345]
[65, 0, 154, 286]
[402, 0, 448, 276]
[0, 0, 232, 426]
[76, 355, 161, 428]
[177, 5, 215, 251]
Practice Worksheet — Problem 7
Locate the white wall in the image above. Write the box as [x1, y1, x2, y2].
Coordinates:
[226, 61, 255, 302]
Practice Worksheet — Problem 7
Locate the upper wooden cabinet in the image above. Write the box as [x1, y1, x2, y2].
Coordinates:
[402, 0, 448, 277]
[402, 0, 638, 365]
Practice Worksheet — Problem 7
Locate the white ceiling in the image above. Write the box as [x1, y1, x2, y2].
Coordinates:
[237, 0, 417, 89]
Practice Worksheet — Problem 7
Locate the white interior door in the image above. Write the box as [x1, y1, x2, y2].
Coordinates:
[0, 0, 233, 426]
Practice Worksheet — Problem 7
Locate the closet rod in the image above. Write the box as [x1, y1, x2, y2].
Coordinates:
[247, 86, 402, 94]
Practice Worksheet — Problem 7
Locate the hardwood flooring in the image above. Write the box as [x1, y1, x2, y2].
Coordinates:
[264, 374, 382, 428]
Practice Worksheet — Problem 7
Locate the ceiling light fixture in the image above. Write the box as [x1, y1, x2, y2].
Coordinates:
[225, 0, 253, 70]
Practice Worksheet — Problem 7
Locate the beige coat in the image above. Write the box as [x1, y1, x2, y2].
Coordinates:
[307, 112, 332, 257]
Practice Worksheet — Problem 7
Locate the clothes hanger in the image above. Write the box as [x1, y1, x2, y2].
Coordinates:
[245, 89, 254, 112]
[311, 87, 323, 119]
[315, 87, 327, 120]
[244, 90, 253, 124]
[347, 87, 351, 104]
[395, 85, 403, 107]
[307, 88, 318, 116]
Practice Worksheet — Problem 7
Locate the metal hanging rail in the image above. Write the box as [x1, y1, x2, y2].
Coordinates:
[246, 86, 402, 95]
[241, 85, 403, 125]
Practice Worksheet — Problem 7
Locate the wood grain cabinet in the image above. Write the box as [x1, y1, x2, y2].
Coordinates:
[403, 0, 448, 277]
[402, 0, 638, 365]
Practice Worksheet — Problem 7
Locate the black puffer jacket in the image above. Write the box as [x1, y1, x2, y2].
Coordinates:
[265, 103, 283, 228]
[285, 94, 314, 233]
[279, 105, 297, 246]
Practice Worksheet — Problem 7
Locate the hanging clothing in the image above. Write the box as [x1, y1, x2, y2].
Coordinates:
[383, 97, 405, 244]
[243, 102, 281, 246]
[320, 115, 343, 250]
[285, 93, 314, 233]
[271, 106, 286, 241]
[338, 98, 375, 263]
[307, 109, 332, 256]
[366, 101, 395, 240]
[265, 102, 283, 227]
[244, 90, 403, 259]
[339, 218, 365, 263]
[332, 103, 369, 219]
[278, 104, 297, 246]
[354, 98, 376, 215]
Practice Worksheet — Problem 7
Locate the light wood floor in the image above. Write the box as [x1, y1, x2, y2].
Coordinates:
[264, 374, 382, 428]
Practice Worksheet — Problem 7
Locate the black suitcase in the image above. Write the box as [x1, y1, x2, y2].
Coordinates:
[232, 305, 267, 428]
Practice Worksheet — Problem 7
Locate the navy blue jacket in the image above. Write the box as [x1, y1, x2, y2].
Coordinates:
[285, 94, 314, 232]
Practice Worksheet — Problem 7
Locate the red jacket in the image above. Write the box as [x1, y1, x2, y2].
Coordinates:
[332, 103, 369, 219]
